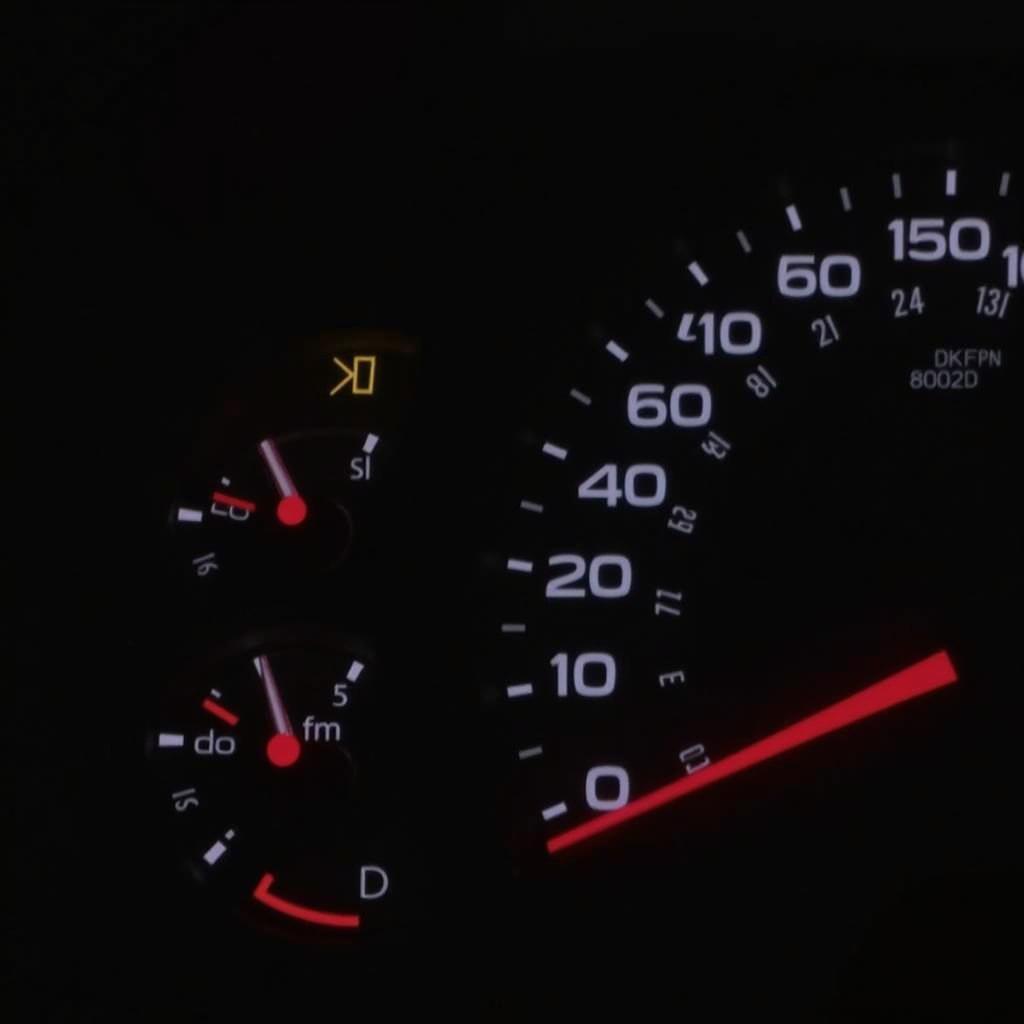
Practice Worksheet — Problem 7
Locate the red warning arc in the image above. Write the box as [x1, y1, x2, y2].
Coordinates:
[253, 874, 360, 929]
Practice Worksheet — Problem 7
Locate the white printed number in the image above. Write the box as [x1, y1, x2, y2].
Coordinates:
[545, 555, 633, 599]
[585, 766, 630, 811]
[1004, 245, 1022, 288]
[892, 287, 926, 319]
[889, 218, 991, 262]
[578, 464, 666, 508]
[551, 653, 616, 698]
[677, 312, 762, 356]
[628, 384, 712, 428]
[778, 255, 862, 298]
[976, 286, 1012, 320]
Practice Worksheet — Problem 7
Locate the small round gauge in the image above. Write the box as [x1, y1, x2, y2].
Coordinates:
[167, 330, 418, 596]
[171, 428, 389, 586]
[146, 631, 408, 938]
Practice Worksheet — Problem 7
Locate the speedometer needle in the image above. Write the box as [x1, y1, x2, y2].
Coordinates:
[546, 649, 958, 855]
[258, 437, 309, 527]
[254, 655, 302, 768]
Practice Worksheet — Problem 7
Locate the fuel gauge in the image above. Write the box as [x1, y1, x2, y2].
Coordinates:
[146, 631, 409, 939]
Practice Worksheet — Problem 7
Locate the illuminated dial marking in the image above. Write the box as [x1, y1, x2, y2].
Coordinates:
[202, 829, 236, 867]
[202, 697, 240, 727]
[605, 340, 630, 362]
[541, 801, 569, 821]
[688, 260, 710, 286]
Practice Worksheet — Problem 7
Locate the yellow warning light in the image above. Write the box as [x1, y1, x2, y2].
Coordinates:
[329, 355, 377, 397]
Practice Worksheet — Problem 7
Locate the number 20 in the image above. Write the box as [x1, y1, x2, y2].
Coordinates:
[545, 555, 633, 599]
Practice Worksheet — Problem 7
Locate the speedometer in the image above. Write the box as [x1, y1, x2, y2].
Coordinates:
[482, 151, 1020, 873]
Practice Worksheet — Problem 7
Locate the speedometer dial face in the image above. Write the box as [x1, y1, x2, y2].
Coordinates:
[483, 153, 1020, 873]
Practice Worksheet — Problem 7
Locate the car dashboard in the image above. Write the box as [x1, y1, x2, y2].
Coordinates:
[7, 6, 1022, 1020]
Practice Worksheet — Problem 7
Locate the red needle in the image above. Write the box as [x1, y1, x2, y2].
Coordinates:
[254, 655, 302, 768]
[547, 649, 958, 855]
[258, 438, 308, 527]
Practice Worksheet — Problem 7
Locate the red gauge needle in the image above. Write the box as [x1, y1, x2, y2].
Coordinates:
[258, 437, 308, 527]
[254, 655, 302, 768]
[547, 649, 958, 855]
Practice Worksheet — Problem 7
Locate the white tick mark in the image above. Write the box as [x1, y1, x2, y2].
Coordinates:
[605, 340, 629, 362]
[542, 802, 569, 821]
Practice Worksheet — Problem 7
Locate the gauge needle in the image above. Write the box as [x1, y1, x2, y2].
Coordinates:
[258, 437, 308, 527]
[254, 655, 302, 768]
[547, 649, 958, 855]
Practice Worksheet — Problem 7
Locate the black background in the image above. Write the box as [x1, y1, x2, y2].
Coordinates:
[7, 5, 1022, 1020]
